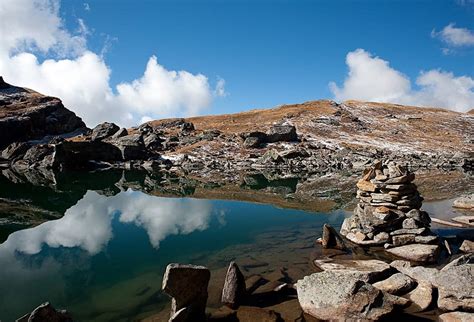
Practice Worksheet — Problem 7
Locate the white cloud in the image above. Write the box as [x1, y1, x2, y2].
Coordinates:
[214, 77, 228, 97]
[0, 0, 224, 127]
[432, 23, 474, 47]
[330, 49, 474, 113]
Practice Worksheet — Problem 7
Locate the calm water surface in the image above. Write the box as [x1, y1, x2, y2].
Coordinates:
[0, 187, 348, 321]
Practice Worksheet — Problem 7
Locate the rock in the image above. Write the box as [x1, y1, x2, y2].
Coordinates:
[441, 254, 474, 271]
[112, 134, 148, 160]
[243, 136, 262, 149]
[439, 311, 474, 322]
[112, 127, 128, 139]
[143, 133, 163, 150]
[54, 141, 123, 169]
[1, 141, 31, 160]
[402, 217, 421, 229]
[91, 122, 119, 141]
[391, 234, 416, 246]
[452, 215, 474, 226]
[390, 228, 426, 236]
[374, 231, 390, 243]
[260, 149, 283, 163]
[313, 259, 392, 283]
[296, 271, 403, 320]
[162, 263, 211, 322]
[414, 234, 438, 244]
[436, 264, 474, 311]
[372, 273, 415, 295]
[221, 262, 246, 309]
[23, 144, 56, 168]
[0, 81, 87, 150]
[402, 282, 433, 313]
[390, 261, 439, 286]
[356, 179, 376, 192]
[453, 194, 474, 209]
[460, 240, 474, 253]
[406, 209, 431, 226]
[321, 224, 346, 250]
[235, 306, 282, 322]
[266, 124, 297, 143]
[16, 302, 72, 322]
[385, 244, 440, 263]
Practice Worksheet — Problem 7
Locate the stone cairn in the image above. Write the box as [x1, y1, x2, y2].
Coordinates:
[340, 160, 439, 258]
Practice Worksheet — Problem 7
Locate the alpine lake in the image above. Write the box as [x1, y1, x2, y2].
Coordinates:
[0, 168, 472, 321]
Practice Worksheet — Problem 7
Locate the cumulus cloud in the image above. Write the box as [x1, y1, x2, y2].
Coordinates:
[432, 23, 474, 47]
[330, 49, 474, 112]
[0, 0, 224, 127]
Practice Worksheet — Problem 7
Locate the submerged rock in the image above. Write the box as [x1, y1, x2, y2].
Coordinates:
[296, 271, 404, 320]
[162, 263, 211, 322]
[221, 262, 246, 309]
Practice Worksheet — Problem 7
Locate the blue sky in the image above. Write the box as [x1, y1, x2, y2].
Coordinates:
[1, 0, 473, 126]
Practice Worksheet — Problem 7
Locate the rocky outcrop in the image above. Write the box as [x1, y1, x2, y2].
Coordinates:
[162, 263, 211, 322]
[0, 77, 87, 150]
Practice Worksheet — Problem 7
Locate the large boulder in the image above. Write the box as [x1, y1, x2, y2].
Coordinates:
[385, 244, 440, 263]
[0, 78, 86, 150]
[436, 264, 474, 311]
[91, 122, 119, 141]
[162, 263, 211, 322]
[266, 125, 297, 143]
[296, 271, 404, 320]
[111, 134, 148, 160]
[221, 262, 247, 309]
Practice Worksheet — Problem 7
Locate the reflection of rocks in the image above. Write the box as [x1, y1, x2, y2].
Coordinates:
[16, 302, 72, 322]
[162, 263, 210, 322]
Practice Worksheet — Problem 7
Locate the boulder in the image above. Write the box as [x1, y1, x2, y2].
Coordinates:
[1, 141, 31, 160]
[221, 262, 246, 309]
[439, 311, 474, 322]
[16, 302, 72, 322]
[453, 194, 474, 209]
[162, 263, 211, 322]
[112, 127, 128, 139]
[266, 125, 297, 143]
[452, 216, 474, 226]
[372, 273, 415, 295]
[313, 259, 392, 283]
[296, 271, 403, 320]
[385, 244, 440, 263]
[111, 134, 148, 160]
[243, 137, 262, 149]
[460, 240, 474, 253]
[321, 224, 346, 250]
[436, 264, 474, 311]
[402, 282, 433, 313]
[91, 122, 119, 141]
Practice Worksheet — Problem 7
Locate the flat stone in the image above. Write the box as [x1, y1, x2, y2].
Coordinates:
[452, 216, 474, 226]
[345, 232, 383, 246]
[460, 240, 474, 253]
[439, 311, 474, 322]
[453, 194, 474, 209]
[414, 235, 438, 244]
[402, 282, 433, 313]
[356, 179, 376, 192]
[221, 262, 246, 309]
[374, 232, 390, 243]
[390, 228, 426, 236]
[392, 234, 416, 247]
[441, 254, 474, 271]
[390, 260, 439, 285]
[385, 173, 415, 184]
[372, 273, 415, 295]
[313, 259, 391, 283]
[385, 244, 440, 263]
[296, 271, 403, 321]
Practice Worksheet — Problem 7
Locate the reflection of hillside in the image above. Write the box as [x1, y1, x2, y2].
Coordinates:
[0, 167, 472, 236]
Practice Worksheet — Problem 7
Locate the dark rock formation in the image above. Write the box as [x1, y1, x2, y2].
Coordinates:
[16, 302, 72, 322]
[266, 124, 297, 143]
[0, 78, 87, 150]
[221, 262, 246, 309]
[162, 263, 211, 322]
[91, 122, 120, 141]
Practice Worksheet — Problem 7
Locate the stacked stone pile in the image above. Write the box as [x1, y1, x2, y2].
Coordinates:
[340, 160, 440, 261]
